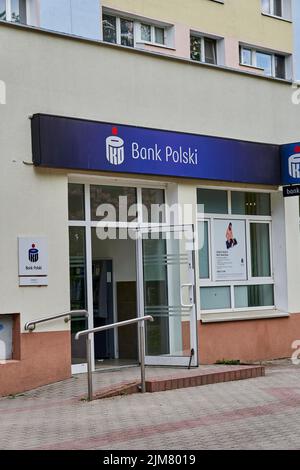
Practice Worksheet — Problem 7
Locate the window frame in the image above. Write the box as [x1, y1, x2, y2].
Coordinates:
[190, 33, 218, 65]
[261, 0, 291, 20]
[240, 45, 287, 79]
[197, 188, 275, 314]
[102, 11, 169, 49]
[0, 0, 26, 23]
[140, 23, 166, 46]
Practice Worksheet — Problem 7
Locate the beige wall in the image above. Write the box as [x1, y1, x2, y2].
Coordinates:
[1, 23, 300, 332]
[103, 0, 293, 55]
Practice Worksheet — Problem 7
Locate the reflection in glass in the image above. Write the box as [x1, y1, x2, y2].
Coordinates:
[121, 19, 134, 47]
[155, 27, 164, 45]
[235, 284, 274, 308]
[200, 286, 231, 310]
[143, 236, 169, 356]
[68, 184, 85, 221]
[102, 14, 117, 43]
[256, 52, 272, 76]
[250, 223, 271, 277]
[69, 227, 88, 365]
[190, 36, 201, 62]
[0, 0, 6, 20]
[142, 188, 165, 223]
[197, 189, 228, 214]
[90, 185, 137, 222]
[198, 221, 209, 279]
[141, 24, 151, 42]
[241, 48, 252, 66]
[231, 192, 271, 216]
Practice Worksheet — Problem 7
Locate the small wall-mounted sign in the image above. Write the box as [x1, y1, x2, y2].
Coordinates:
[283, 185, 300, 198]
[19, 277, 48, 287]
[18, 237, 48, 286]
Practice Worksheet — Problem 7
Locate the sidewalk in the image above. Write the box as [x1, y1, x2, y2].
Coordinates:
[1, 361, 300, 450]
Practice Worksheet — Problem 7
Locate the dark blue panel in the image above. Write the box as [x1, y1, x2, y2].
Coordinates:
[31, 114, 280, 185]
[281, 142, 300, 185]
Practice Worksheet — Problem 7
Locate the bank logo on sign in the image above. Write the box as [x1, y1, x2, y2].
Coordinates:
[288, 147, 300, 179]
[28, 244, 39, 263]
[106, 127, 125, 166]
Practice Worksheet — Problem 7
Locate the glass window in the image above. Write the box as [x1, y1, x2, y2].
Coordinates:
[250, 223, 271, 277]
[200, 286, 231, 310]
[90, 185, 137, 222]
[190, 36, 201, 62]
[197, 189, 228, 214]
[120, 18, 134, 47]
[198, 221, 209, 279]
[141, 23, 151, 42]
[235, 285, 274, 308]
[142, 188, 165, 223]
[231, 192, 271, 216]
[0, 0, 6, 20]
[241, 48, 252, 66]
[102, 14, 117, 44]
[275, 55, 285, 79]
[256, 52, 272, 76]
[274, 0, 283, 16]
[204, 38, 217, 64]
[155, 27, 164, 45]
[69, 227, 87, 311]
[261, 0, 271, 14]
[68, 184, 85, 221]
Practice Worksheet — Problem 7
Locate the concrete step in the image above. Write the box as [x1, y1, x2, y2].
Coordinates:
[89, 365, 265, 400]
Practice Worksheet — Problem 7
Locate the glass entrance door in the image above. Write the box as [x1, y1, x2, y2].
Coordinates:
[137, 225, 198, 367]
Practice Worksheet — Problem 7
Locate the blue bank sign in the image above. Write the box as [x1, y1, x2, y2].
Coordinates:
[31, 114, 280, 185]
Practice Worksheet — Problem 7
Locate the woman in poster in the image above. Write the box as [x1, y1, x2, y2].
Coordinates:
[226, 223, 238, 249]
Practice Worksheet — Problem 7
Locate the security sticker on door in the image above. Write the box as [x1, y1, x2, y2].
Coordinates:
[18, 237, 48, 277]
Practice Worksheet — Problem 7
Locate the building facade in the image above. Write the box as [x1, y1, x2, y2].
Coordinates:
[101, 0, 294, 80]
[1, 1, 300, 396]
[0, 0, 101, 39]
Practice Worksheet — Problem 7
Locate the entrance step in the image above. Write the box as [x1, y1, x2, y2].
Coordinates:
[90, 365, 265, 400]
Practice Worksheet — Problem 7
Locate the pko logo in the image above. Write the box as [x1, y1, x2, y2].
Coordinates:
[288, 146, 300, 179]
[106, 127, 125, 166]
[28, 244, 39, 263]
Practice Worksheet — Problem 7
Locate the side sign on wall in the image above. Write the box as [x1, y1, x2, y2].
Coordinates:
[18, 237, 48, 286]
[213, 220, 247, 282]
[281, 143, 300, 185]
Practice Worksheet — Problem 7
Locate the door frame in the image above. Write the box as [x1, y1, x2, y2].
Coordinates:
[136, 224, 199, 367]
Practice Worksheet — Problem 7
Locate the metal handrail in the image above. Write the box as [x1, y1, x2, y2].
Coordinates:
[75, 315, 154, 401]
[24, 310, 89, 332]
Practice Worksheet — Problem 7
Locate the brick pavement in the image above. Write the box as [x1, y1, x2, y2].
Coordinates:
[0, 361, 300, 450]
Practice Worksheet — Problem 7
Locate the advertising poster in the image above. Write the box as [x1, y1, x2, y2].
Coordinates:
[213, 220, 247, 281]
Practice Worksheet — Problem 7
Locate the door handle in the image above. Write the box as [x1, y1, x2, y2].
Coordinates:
[180, 284, 194, 309]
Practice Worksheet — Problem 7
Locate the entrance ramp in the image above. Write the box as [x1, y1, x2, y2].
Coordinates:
[87, 365, 265, 400]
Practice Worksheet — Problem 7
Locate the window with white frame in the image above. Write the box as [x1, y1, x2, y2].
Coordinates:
[240, 45, 287, 79]
[102, 12, 169, 49]
[197, 189, 274, 313]
[140, 23, 165, 46]
[0, 0, 26, 23]
[261, 0, 291, 19]
[190, 34, 218, 65]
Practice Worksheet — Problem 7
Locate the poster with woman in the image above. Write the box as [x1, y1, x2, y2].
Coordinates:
[213, 220, 247, 281]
